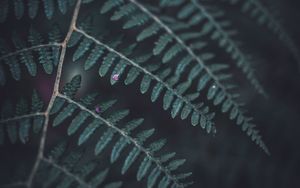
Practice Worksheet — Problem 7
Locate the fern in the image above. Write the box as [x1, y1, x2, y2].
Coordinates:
[159, 0, 267, 97]
[0, 0, 77, 21]
[4, 0, 299, 187]
[95, 0, 268, 153]
[69, 26, 217, 134]
[35, 142, 123, 188]
[49, 75, 192, 187]
[0, 90, 45, 144]
[222, 0, 300, 71]
[0, 26, 62, 85]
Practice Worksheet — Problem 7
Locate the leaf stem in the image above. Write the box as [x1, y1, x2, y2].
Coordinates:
[26, 0, 83, 187]
[0, 43, 62, 61]
[0, 112, 45, 124]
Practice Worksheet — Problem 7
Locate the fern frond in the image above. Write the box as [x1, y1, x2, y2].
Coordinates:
[0, 0, 75, 21]
[99, 0, 268, 153]
[34, 143, 122, 188]
[69, 28, 216, 135]
[0, 27, 62, 85]
[169, 0, 266, 96]
[49, 75, 193, 188]
[223, 0, 300, 71]
[0, 90, 45, 144]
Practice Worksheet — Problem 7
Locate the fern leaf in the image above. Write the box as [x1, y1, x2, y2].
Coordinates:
[28, 0, 39, 18]
[137, 23, 161, 41]
[137, 157, 151, 180]
[147, 167, 161, 188]
[70, 30, 216, 135]
[0, 39, 21, 81]
[73, 38, 93, 62]
[184, 0, 267, 96]
[101, 0, 124, 14]
[224, 0, 300, 71]
[153, 33, 173, 55]
[12, 31, 37, 76]
[67, 111, 89, 135]
[28, 27, 53, 74]
[42, 0, 55, 19]
[111, 3, 136, 21]
[123, 13, 150, 29]
[111, 137, 129, 163]
[95, 129, 116, 155]
[57, 0, 67, 14]
[99, 53, 118, 77]
[14, 0, 24, 20]
[85, 45, 105, 70]
[0, 91, 45, 144]
[78, 120, 103, 145]
[52, 104, 77, 127]
[52, 79, 192, 187]
[48, 24, 62, 66]
[61, 75, 81, 98]
[163, 43, 183, 63]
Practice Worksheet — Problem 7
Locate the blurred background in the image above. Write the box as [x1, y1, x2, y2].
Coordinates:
[0, 0, 300, 188]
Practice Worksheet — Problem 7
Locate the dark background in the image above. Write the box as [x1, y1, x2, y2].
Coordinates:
[0, 0, 300, 188]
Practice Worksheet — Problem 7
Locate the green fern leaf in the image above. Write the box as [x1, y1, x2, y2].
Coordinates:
[14, 0, 24, 20]
[101, 0, 124, 14]
[28, 0, 39, 19]
[111, 3, 136, 21]
[153, 34, 173, 55]
[137, 23, 161, 41]
[137, 157, 152, 181]
[12, 31, 37, 76]
[78, 120, 103, 145]
[99, 53, 118, 77]
[111, 137, 129, 163]
[52, 104, 77, 127]
[42, 0, 55, 19]
[85, 45, 105, 70]
[28, 27, 53, 74]
[140, 75, 152, 94]
[95, 129, 116, 155]
[123, 13, 150, 29]
[163, 43, 183, 63]
[147, 167, 161, 188]
[73, 38, 93, 62]
[67, 111, 90, 135]
[57, 0, 67, 14]
[61, 75, 81, 98]
[122, 147, 141, 174]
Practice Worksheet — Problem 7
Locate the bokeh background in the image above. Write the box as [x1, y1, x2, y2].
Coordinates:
[0, 0, 300, 188]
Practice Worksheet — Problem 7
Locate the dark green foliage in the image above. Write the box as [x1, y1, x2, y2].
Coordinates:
[0, 26, 62, 85]
[3, 0, 299, 187]
[222, 0, 300, 70]
[0, 90, 44, 144]
[162, 0, 266, 96]
[49, 76, 192, 188]
[0, 0, 75, 21]
[75, 0, 268, 153]
[35, 142, 123, 188]
[69, 28, 217, 135]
